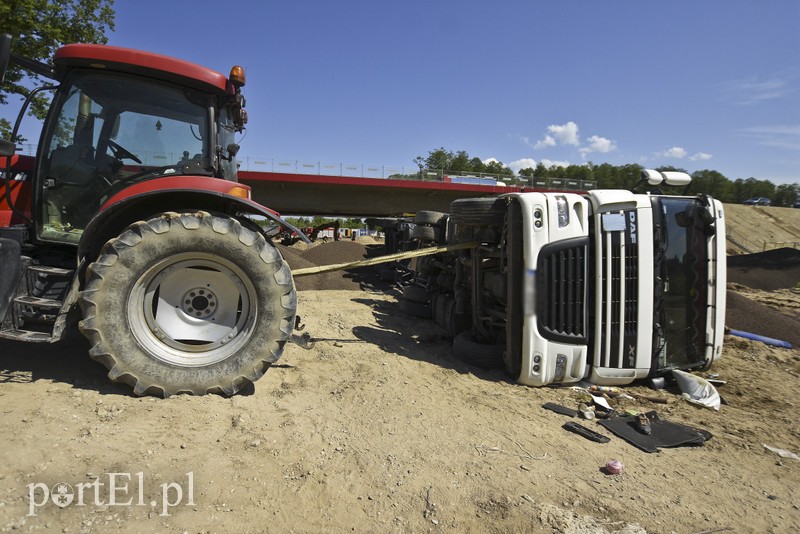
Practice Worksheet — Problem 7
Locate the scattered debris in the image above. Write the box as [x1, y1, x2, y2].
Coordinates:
[598, 412, 711, 453]
[604, 459, 624, 475]
[763, 444, 799, 460]
[672, 370, 721, 411]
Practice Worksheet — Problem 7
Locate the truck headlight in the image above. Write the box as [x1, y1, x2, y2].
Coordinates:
[556, 196, 569, 228]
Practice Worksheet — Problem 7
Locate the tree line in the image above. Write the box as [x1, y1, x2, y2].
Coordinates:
[416, 148, 800, 207]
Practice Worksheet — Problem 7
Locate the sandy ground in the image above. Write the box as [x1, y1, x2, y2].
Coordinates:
[1, 209, 799, 533]
[1, 285, 799, 533]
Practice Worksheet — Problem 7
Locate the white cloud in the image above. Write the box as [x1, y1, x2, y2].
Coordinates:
[534, 135, 556, 149]
[481, 157, 507, 167]
[579, 135, 617, 157]
[534, 121, 580, 148]
[658, 146, 688, 158]
[508, 158, 537, 173]
[689, 152, 713, 161]
[739, 124, 800, 150]
[719, 75, 796, 105]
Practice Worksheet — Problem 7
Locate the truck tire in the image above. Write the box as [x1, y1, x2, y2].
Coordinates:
[449, 197, 505, 244]
[449, 198, 505, 226]
[400, 298, 430, 318]
[411, 225, 443, 243]
[402, 284, 429, 304]
[79, 211, 296, 397]
[452, 331, 504, 369]
[415, 211, 447, 226]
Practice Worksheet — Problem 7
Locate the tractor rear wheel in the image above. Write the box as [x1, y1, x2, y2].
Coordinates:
[79, 211, 296, 397]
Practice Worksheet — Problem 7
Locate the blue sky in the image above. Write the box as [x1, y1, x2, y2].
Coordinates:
[6, 0, 800, 184]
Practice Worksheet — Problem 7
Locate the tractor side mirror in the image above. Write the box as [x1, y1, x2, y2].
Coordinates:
[0, 34, 11, 84]
[0, 139, 16, 157]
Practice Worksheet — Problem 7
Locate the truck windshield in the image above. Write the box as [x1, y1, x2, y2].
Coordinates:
[37, 69, 211, 244]
[652, 197, 711, 371]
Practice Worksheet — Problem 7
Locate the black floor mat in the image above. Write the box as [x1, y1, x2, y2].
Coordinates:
[598, 411, 712, 453]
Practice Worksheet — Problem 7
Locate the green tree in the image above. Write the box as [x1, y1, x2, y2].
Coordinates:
[732, 177, 775, 203]
[449, 150, 471, 172]
[0, 0, 116, 138]
[689, 170, 733, 202]
[422, 147, 451, 171]
[416, 147, 513, 177]
[773, 183, 800, 207]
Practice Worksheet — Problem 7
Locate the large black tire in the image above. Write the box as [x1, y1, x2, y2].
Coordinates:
[402, 284, 429, 304]
[449, 198, 505, 226]
[411, 225, 443, 243]
[400, 298, 431, 318]
[415, 211, 447, 226]
[79, 211, 297, 397]
[452, 331, 504, 369]
[449, 197, 506, 244]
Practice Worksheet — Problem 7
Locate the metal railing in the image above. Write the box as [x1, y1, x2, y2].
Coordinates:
[10, 145, 595, 190]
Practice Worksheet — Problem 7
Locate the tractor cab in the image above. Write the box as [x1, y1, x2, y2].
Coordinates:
[2, 41, 248, 245]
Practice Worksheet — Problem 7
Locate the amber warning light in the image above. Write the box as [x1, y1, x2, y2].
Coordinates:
[229, 66, 246, 88]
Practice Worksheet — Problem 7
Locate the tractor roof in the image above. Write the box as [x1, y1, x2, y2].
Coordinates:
[54, 43, 234, 96]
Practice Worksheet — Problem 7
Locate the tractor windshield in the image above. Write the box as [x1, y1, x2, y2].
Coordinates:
[37, 69, 213, 244]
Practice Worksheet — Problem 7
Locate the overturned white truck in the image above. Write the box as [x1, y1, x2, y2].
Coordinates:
[408, 170, 727, 386]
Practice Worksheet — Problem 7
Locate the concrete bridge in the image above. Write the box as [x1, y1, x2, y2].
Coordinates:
[238, 170, 588, 217]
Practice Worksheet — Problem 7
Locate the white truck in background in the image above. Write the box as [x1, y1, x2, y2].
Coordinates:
[407, 170, 727, 386]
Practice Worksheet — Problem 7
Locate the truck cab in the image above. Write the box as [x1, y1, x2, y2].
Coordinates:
[511, 188, 726, 386]
[422, 171, 726, 386]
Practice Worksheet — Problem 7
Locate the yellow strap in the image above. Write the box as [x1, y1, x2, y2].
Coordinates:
[291, 242, 480, 277]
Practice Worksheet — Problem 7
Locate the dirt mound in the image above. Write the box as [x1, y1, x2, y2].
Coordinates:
[277, 240, 376, 291]
[727, 247, 800, 290]
[724, 204, 800, 255]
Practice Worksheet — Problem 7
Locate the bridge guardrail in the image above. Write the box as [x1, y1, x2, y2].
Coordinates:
[11, 144, 594, 190]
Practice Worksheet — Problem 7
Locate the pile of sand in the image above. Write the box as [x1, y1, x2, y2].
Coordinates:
[277, 240, 382, 291]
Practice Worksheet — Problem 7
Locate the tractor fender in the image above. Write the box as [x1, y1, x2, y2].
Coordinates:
[78, 179, 310, 265]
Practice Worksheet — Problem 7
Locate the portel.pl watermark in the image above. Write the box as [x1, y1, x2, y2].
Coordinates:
[27, 472, 194, 517]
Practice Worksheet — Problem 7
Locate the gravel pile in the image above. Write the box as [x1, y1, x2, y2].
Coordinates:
[726, 248, 800, 346]
[726, 291, 800, 347]
[727, 247, 800, 291]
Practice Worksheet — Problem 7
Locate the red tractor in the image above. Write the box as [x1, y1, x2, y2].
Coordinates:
[0, 35, 307, 397]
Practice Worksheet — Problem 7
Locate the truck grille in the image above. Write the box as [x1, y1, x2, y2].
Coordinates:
[595, 216, 639, 369]
[536, 238, 589, 343]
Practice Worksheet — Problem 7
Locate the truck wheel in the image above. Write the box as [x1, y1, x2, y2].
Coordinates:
[402, 284, 429, 304]
[449, 198, 505, 226]
[411, 225, 443, 242]
[452, 331, 504, 369]
[400, 298, 430, 318]
[79, 211, 296, 397]
[415, 211, 447, 226]
[449, 197, 505, 244]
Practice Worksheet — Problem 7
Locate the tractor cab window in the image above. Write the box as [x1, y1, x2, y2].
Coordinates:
[38, 70, 211, 244]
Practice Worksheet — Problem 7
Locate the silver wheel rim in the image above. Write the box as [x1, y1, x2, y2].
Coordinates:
[127, 252, 258, 367]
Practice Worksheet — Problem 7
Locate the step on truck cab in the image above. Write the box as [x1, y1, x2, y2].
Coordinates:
[0, 35, 306, 397]
[418, 170, 726, 385]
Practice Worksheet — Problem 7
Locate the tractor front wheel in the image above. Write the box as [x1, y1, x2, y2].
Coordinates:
[79, 211, 296, 397]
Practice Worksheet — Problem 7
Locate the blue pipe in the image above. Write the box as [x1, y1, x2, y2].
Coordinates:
[727, 328, 793, 349]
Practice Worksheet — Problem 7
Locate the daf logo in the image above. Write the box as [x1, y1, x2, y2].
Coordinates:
[628, 212, 637, 244]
